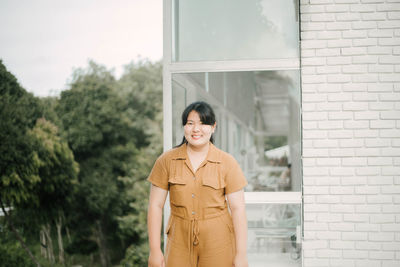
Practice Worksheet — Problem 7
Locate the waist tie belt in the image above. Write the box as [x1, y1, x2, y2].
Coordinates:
[170, 209, 229, 267]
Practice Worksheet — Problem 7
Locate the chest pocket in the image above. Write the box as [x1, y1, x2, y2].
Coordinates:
[168, 160, 187, 206]
[201, 163, 226, 209]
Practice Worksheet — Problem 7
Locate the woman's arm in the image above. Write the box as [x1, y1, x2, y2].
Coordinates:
[148, 184, 168, 267]
[227, 189, 248, 267]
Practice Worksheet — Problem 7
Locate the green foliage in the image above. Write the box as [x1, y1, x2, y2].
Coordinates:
[0, 60, 43, 206]
[0, 58, 162, 266]
[0, 228, 35, 267]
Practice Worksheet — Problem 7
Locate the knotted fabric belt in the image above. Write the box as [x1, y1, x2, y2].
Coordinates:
[170, 209, 229, 267]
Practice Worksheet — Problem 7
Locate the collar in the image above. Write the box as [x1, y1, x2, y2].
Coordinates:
[172, 142, 221, 163]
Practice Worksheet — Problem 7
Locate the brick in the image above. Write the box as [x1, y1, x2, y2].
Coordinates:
[302, 49, 316, 57]
[377, 3, 400, 11]
[343, 30, 368, 38]
[343, 83, 368, 92]
[362, 12, 387, 21]
[330, 222, 354, 231]
[388, 11, 400, 20]
[328, 130, 353, 138]
[303, 259, 329, 267]
[325, 5, 349, 12]
[382, 166, 400, 175]
[302, 22, 326, 31]
[381, 224, 400, 232]
[302, 57, 326, 66]
[302, 240, 328, 249]
[368, 29, 394, 37]
[317, 31, 342, 39]
[368, 64, 394, 73]
[355, 166, 380, 175]
[328, 74, 352, 83]
[330, 204, 355, 213]
[369, 102, 394, 110]
[304, 204, 330, 212]
[369, 251, 395, 260]
[330, 148, 356, 156]
[367, 177, 394, 186]
[302, 40, 328, 49]
[355, 186, 380, 194]
[317, 65, 341, 74]
[367, 156, 393, 165]
[314, 139, 339, 147]
[330, 186, 355, 194]
[378, 21, 400, 29]
[355, 223, 380, 233]
[327, 56, 352, 65]
[368, 83, 393, 92]
[342, 65, 368, 74]
[371, 214, 396, 223]
[355, 240, 381, 250]
[342, 157, 367, 166]
[354, 111, 379, 120]
[303, 111, 328, 120]
[341, 176, 367, 185]
[326, 22, 352, 30]
[316, 102, 342, 111]
[356, 260, 381, 267]
[352, 21, 377, 30]
[339, 139, 364, 148]
[382, 204, 400, 213]
[303, 130, 328, 139]
[382, 261, 400, 267]
[371, 120, 396, 128]
[342, 232, 368, 241]
[380, 93, 400, 101]
[330, 240, 355, 249]
[303, 148, 330, 156]
[353, 38, 378, 46]
[336, 13, 361, 21]
[379, 56, 400, 64]
[302, 74, 327, 83]
[318, 120, 343, 129]
[311, 13, 335, 22]
[353, 92, 378, 101]
[304, 222, 329, 231]
[316, 248, 342, 257]
[367, 46, 393, 55]
[379, 37, 400, 46]
[316, 48, 341, 56]
[301, 5, 325, 13]
[350, 4, 376, 12]
[317, 195, 341, 203]
[343, 250, 369, 259]
[354, 129, 379, 138]
[343, 102, 369, 110]
[380, 74, 400, 82]
[380, 130, 400, 138]
[329, 111, 353, 120]
[342, 195, 367, 204]
[381, 111, 400, 119]
[342, 47, 368, 55]
[344, 120, 369, 129]
[352, 55, 378, 63]
[352, 74, 378, 83]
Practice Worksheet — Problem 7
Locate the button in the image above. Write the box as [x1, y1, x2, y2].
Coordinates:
[192, 211, 195, 215]
[192, 194, 195, 198]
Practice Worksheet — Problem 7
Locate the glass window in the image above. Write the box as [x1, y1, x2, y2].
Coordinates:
[247, 203, 302, 267]
[172, 0, 299, 62]
[171, 70, 301, 192]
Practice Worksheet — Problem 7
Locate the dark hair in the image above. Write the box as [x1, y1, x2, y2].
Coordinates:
[177, 101, 216, 147]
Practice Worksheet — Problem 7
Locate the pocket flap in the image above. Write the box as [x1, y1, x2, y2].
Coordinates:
[168, 176, 187, 185]
[202, 176, 225, 190]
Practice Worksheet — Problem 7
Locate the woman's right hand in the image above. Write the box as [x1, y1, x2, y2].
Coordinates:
[148, 248, 165, 267]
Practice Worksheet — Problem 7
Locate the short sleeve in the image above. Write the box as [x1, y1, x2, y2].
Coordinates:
[147, 156, 169, 190]
[224, 156, 248, 194]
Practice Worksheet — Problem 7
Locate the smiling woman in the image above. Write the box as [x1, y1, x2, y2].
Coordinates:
[147, 101, 249, 267]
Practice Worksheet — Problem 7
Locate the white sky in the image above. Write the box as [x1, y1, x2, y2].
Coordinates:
[0, 0, 162, 97]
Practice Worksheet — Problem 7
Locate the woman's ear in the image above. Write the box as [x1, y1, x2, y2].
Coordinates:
[212, 122, 217, 133]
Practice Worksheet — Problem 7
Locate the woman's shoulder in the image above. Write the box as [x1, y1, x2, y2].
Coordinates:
[156, 145, 185, 162]
[211, 144, 238, 165]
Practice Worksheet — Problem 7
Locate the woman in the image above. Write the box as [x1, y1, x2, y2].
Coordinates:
[147, 101, 248, 267]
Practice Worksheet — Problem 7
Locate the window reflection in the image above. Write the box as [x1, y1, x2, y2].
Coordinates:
[172, 70, 301, 192]
[173, 0, 299, 61]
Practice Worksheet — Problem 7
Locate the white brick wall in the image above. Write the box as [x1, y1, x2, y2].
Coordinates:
[300, 0, 400, 266]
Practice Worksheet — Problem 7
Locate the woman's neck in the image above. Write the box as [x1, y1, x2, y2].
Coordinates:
[186, 142, 210, 155]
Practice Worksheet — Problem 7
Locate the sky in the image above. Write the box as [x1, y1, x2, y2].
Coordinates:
[0, 0, 162, 97]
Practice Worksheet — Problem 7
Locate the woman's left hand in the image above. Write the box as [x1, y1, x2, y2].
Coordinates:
[233, 253, 248, 267]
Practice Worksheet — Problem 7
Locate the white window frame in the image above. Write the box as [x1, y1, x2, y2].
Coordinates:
[163, 1, 303, 265]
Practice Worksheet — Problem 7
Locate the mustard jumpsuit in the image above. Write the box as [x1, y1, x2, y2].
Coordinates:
[148, 143, 247, 267]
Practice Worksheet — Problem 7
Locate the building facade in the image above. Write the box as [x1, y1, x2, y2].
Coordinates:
[162, 0, 400, 266]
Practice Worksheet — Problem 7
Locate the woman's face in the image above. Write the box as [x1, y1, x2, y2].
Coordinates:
[184, 111, 215, 149]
